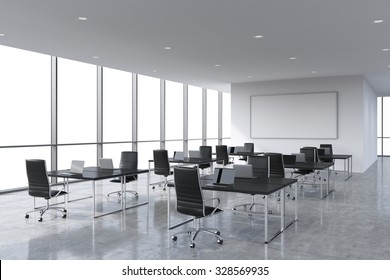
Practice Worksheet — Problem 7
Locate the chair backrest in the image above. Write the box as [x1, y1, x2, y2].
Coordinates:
[216, 145, 229, 165]
[320, 144, 333, 156]
[173, 167, 204, 217]
[199, 146, 212, 159]
[153, 150, 171, 177]
[26, 159, 50, 198]
[119, 151, 138, 169]
[247, 155, 269, 178]
[283, 154, 296, 165]
[265, 153, 285, 178]
[300, 147, 318, 162]
[244, 143, 254, 153]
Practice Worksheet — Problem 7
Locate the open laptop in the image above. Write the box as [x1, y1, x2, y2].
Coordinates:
[228, 146, 235, 153]
[60, 160, 84, 175]
[189, 150, 200, 158]
[173, 151, 184, 160]
[212, 167, 235, 186]
[99, 158, 114, 169]
[233, 164, 256, 178]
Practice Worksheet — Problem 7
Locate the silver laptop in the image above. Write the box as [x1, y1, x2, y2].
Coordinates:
[173, 151, 184, 160]
[99, 158, 114, 169]
[60, 160, 84, 175]
[233, 164, 255, 178]
[189, 150, 200, 158]
[213, 167, 235, 186]
[235, 146, 245, 153]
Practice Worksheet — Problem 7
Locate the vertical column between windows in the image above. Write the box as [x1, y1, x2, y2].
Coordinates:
[160, 79, 166, 149]
[97, 66, 103, 161]
[218, 91, 223, 145]
[132, 73, 138, 151]
[202, 88, 207, 146]
[183, 84, 188, 154]
[51, 56, 58, 181]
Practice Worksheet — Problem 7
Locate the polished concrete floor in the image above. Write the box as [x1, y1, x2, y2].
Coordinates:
[1, 158, 390, 260]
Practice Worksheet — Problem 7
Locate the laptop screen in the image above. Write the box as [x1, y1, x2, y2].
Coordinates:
[233, 164, 254, 178]
[173, 151, 184, 160]
[213, 167, 235, 185]
[99, 158, 114, 169]
[189, 150, 200, 158]
[70, 160, 84, 174]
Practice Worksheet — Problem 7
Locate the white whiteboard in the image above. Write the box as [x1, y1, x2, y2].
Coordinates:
[250, 92, 338, 139]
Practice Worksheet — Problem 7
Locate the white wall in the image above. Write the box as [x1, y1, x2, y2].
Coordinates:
[231, 75, 377, 173]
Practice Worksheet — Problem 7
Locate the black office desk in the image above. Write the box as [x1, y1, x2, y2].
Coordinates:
[284, 161, 334, 199]
[332, 154, 352, 180]
[202, 177, 298, 244]
[48, 167, 149, 218]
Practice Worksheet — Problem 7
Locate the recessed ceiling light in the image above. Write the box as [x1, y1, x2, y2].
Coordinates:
[0, 33, 5, 37]
[387, 65, 390, 68]
[289, 57, 297, 60]
[92, 56, 99, 59]
[214, 64, 221, 67]
[312, 71, 318, 74]
[373, 19, 384, 23]
[382, 48, 390, 52]
[164, 46, 172, 50]
[248, 75, 253, 78]
[78, 17, 88, 21]
[253, 35, 264, 38]
[152, 70, 157, 73]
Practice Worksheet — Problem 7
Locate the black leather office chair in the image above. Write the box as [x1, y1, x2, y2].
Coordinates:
[107, 151, 138, 198]
[25, 159, 67, 222]
[171, 166, 223, 248]
[239, 142, 254, 161]
[232, 155, 270, 213]
[215, 145, 233, 165]
[319, 144, 334, 162]
[291, 147, 317, 176]
[198, 145, 212, 173]
[266, 152, 295, 200]
[153, 149, 173, 191]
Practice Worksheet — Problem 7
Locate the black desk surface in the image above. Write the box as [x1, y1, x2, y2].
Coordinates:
[332, 154, 352, 159]
[169, 157, 219, 164]
[284, 161, 334, 170]
[47, 167, 149, 180]
[202, 176, 297, 196]
[229, 152, 263, 156]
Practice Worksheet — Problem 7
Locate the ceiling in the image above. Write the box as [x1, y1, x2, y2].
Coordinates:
[1, 0, 390, 93]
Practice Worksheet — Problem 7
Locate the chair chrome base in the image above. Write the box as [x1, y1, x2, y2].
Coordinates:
[232, 196, 272, 214]
[25, 199, 67, 222]
[107, 190, 138, 198]
[171, 217, 223, 248]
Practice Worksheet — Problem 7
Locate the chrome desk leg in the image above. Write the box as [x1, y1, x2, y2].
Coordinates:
[281, 187, 285, 232]
[264, 195, 268, 243]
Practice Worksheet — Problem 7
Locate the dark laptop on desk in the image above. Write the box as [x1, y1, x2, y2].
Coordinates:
[212, 167, 235, 186]
[233, 164, 256, 178]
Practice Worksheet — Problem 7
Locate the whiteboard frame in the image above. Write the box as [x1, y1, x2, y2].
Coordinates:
[250, 91, 338, 139]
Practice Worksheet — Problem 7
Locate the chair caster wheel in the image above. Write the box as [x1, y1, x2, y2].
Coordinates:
[62, 214, 67, 218]
[217, 239, 223, 245]
[172, 235, 177, 241]
[190, 243, 195, 248]
[38, 217, 43, 222]
[25, 214, 29, 219]
[268, 210, 272, 214]
[152, 186, 155, 189]
[277, 198, 280, 201]
[163, 188, 166, 191]
[215, 231, 220, 235]
[64, 209, 67, 213]
[292, 197, 296, 200]
[232, 207, 236, 211]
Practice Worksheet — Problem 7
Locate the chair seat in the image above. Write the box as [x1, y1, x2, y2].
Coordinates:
[203, 206, 222, 217]
[46, 190, 67, 199]
[293, 169, 314, 175]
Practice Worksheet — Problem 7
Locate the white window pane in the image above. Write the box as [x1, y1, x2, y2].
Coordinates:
[138, 75, 160, 141]
[207, 90, 219, 138]
[383, 97, 390, 137]
[165, 140, 183, 158]
[378, 138, 382, 156]
[222, 92, 231, 138]
[206, 139, 219, 153]
[188, 86, 203, 139]
[103, 143, 134, 167]
[57, 145, 97, 170]
[137, 142, 161, 169]
[188, 140, 202, 156]
[383, 139, 390, 156]
[0, 147, 51, 191]
[166, 81, 183, 140]
[58, 58, 97, 144]
[103, 68, 132, 142]
[222, 138, 231, 146]
[0, 45, 51, 146]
